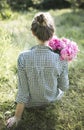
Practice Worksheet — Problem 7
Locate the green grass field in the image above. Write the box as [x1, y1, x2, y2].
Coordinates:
[0, 9, 84, 130]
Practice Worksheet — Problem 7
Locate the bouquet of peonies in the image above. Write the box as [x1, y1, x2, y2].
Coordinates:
[48, 36, 79, 61]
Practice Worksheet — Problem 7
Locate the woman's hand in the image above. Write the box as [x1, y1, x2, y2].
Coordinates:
[6, 103, 25, 128]
[7, 116, 20, 128]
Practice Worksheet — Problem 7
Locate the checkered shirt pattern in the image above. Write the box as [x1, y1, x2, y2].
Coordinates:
[16, 45, 69, 107]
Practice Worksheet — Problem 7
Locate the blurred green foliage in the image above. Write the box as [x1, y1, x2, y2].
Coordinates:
[65, 0, 84, 12]
[0, 0, 84, 12]
[0, 0, 84, 20]
[37, 0, 70, 9]
[7, 0, 33, 10]
[0, 0, 12, 19]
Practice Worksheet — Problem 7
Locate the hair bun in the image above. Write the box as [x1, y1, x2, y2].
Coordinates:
[37, 14, 46, 26]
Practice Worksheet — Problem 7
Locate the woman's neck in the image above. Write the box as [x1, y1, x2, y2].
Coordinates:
[39, 40, 49, 46]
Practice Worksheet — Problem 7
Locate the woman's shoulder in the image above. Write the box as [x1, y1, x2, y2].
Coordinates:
[18, 49, 32, 57]
[51, 51, 68, 67]
[49, 49, 68, 65]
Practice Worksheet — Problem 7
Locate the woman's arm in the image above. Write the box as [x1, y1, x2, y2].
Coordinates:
[15, 103, 25, 119]
[7, 103, 25, 128]
[57, 61, 69, 91]
[7, 53, 30, 128]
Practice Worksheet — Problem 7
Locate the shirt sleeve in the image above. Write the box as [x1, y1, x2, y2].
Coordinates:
[15, 53, 30, 104]
[57, 61, 69, 91]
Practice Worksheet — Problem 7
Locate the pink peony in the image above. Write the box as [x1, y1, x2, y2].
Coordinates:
[49, 36, 64, 50]
[61, 38, 70, 45]
[48, 36, 79, 61]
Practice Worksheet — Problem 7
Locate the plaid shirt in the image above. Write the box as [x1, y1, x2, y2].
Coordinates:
[16, 45, 69, 107]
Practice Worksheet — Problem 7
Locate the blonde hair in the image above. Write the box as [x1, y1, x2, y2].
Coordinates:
[31, 12, 55, 42]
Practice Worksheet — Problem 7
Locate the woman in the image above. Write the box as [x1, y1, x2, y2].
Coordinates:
[7, 12, 69, 128]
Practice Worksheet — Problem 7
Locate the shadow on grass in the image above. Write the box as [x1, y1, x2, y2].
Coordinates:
[2, 103, 60, 130]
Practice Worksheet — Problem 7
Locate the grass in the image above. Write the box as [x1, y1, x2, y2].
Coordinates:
[0, 9, 84, 130]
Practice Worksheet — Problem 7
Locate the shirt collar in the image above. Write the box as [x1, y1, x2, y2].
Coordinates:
[36, 45, 51, 50]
